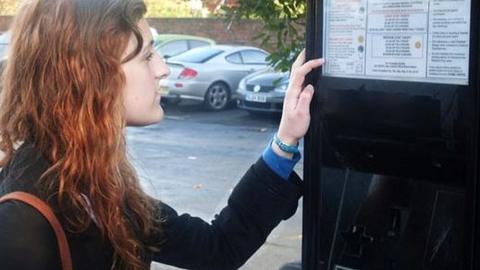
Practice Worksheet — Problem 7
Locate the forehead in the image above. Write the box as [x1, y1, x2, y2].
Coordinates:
[137, 19, 152, 41]
[124, 19, 152, 55]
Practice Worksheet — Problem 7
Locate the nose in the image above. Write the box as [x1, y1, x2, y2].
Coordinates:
[159, 62, 170, 80]
[155, 54, 170, 80]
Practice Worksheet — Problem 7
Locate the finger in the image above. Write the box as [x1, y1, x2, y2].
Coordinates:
[296, 84, 315, 113]
[288, 58, 324, 98]
[291, 49, 306, 71]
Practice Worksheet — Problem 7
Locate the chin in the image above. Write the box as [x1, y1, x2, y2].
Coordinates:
[126, 109, 164, 127]
[150, 108, 165, 124]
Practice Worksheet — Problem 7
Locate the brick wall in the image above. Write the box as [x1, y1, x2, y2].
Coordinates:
[0, 16, 12, 32]
[0, 16, 272, 49]
[147, 17, 266, 48]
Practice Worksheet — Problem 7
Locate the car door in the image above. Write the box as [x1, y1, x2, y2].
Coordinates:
[239, 49, 269, 74]
[222, 50, 269, 91]
[218, 52, 248, 91]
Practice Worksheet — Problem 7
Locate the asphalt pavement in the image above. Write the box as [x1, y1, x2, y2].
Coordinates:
[125, 100, 303, 270]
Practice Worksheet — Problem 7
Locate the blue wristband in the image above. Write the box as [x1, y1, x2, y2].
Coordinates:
[273, 133, 300, 155]
[262, 141, 301, 180]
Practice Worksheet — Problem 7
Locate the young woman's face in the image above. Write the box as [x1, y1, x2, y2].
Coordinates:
[121, 19, 169, 126]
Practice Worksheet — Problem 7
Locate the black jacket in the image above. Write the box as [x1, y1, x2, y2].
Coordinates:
[0, 143, 303, 270]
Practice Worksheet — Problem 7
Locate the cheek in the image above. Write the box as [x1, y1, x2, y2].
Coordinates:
[127, 64, 156, 90]
[124, 65, 149, 96]
[123, 67, 142, 111]
[124, 84, 149, 111]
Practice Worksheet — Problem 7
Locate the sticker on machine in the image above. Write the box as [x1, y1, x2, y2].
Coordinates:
[322, 0, 471, 85]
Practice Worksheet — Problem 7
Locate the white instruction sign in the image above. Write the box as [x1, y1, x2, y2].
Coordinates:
[323, 0, 471, 85]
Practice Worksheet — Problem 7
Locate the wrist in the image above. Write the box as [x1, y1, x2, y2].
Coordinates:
[271, 140, 294, 159]
[272, 132, 300, 159]
[277, 131, 298, 146]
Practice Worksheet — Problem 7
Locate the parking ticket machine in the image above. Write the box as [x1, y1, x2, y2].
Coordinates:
[303, 0, 479, 269]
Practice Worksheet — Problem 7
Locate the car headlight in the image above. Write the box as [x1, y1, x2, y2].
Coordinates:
[238, 78, 247, 91]
[274, 83, 288, 93]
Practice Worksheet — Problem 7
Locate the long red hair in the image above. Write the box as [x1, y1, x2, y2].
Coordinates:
[0, 0, 158, 269]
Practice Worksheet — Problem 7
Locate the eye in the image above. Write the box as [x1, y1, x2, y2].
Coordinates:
[146, 52, 154, 62]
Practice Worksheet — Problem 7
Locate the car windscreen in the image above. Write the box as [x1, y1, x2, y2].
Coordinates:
[170, 47, 223, 63]
[0, 43, 8, 59]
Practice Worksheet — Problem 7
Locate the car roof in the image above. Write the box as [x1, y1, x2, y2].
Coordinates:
[155, 34, 215, 44]
[209, 45, 269, 54]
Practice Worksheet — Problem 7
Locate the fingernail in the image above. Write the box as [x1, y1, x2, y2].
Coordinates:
[318, 58, 325, 63]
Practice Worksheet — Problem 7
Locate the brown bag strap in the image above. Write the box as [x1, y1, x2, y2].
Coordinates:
[0, 191, 73, 270]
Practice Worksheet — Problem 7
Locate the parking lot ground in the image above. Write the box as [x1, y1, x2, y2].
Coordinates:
[126, 101, 303, 270]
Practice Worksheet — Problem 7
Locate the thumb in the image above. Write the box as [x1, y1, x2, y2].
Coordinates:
[296, 84, 314, 113]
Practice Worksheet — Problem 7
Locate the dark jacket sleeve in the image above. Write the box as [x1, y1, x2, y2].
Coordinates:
[150, 157, 303, 270]
[0, 200, 61, 270]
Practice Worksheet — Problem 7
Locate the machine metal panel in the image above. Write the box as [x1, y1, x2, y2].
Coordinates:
[303, 0, 480, 269]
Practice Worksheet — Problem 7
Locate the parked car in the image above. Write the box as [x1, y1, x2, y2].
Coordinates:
[160, 45, 271, 111]
[0, 32, 10, 61]
[236, 68, 289, 114]
[154, 34, 215, 59]
[0, 32, 10, 74]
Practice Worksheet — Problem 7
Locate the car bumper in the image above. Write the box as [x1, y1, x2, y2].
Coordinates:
[236, 89, 284, 113]
[159, 79, 210, 101]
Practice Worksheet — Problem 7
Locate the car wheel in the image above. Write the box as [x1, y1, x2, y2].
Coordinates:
[204, 82, 230, 111]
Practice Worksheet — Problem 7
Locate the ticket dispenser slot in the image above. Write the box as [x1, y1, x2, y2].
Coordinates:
[302, 0, 479, 269]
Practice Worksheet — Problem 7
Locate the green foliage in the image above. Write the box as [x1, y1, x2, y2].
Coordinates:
[144, 0, 192, 18]
[0, 0, 18, 16]
[224, 0, 306, 71]
[0, 0, 199, 18]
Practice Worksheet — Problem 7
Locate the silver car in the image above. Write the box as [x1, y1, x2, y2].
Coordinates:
[236, 68, 289, 114]
[160, 45, 270, 111]
[0, 32, 10, 61]
[154, 34, 215, 59]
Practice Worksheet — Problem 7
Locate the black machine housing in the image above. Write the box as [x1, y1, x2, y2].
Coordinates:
[302, 0, 480, 269]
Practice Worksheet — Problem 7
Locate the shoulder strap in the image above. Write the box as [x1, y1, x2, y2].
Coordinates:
[0, 191, 73, 270]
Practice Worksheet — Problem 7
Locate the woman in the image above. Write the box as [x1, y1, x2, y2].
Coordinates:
[0, 0, 324, 269]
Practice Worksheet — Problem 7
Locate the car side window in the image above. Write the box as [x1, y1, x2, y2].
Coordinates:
[188, 40, 209, 49]
[158, 40, 189, 58]
[225, 53, 243, 64]
[240, 50, 268, 65]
